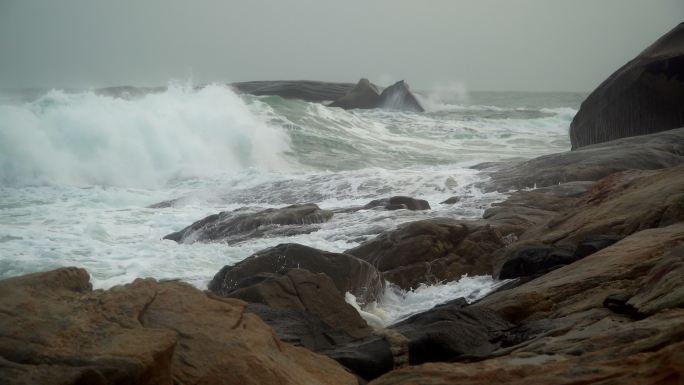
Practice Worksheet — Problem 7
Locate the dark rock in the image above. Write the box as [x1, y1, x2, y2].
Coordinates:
[245, 302, 359, 351]
[163, 203, 333, 244]
[377, 81, 425, 113]
[603, 293, 643, 319]
[573, 234, 622, 259]
[440, 196, 461, 204]
[346, 218, 505, 289]
[226, 268, 372, 339]
[390, 302, 513, 365]
[231, 80, 355, 102]
[209, 243, 384, 305]
[364, 196, 431, 211]
[329, 78, 381, 110]
[497, 245, 578, 280]
[321, 335, 395, 381]
[486, 127, 684, 191]
[570, 23, 684, 149]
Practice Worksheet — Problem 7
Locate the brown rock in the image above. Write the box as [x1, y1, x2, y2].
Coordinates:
[345, 218, 505, 289]
[371, 223, 684, 385]
[0, 268, 358, 385]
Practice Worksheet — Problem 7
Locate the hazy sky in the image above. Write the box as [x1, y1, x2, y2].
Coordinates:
[0, 0, 681, 91]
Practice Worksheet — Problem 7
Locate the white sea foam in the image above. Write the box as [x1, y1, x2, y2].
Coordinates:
[0, 84, 293, 188]
[346, 275, 510, 328]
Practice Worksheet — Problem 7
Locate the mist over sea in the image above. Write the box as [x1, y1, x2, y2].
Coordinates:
[0, 83, 584, 325]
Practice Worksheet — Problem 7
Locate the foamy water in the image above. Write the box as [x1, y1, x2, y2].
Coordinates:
[0, 83, 579, 322]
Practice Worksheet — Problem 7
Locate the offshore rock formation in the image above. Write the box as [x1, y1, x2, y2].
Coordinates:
[231, 80, 355, 102]
[377, 80, 425, 113]
[570, 23, 684, 149]
[328, 78, 382, 110]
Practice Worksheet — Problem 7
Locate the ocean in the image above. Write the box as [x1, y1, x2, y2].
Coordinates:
[0, 83, 584, 325]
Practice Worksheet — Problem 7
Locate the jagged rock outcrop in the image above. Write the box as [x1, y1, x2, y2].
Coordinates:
[209, 243, 384, 305]
[329, 79, 424, 112]
[0, 268, 358, 385]
[570, 23, 684, 149]
[163, 203, 333, 244]
[377, 80, 425, 113]
[328, 78, 381, 110]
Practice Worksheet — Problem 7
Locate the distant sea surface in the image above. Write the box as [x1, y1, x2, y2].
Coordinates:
[0, 84, 585, 324]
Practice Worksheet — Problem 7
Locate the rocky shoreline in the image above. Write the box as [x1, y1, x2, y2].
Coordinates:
[2, 23, 684, 385]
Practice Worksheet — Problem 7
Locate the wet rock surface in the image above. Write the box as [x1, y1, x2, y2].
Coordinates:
[346, 218, 506, 289]
[209, 243, 384, 305]
[163, 203, 333, 244]
[224, 268, 372, 339]
[377, 80, 424, 113]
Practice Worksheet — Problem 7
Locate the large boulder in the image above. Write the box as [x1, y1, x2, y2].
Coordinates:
[226, 268, 372, 339]
[328, 78, 381, 110]
[485, 127, 684, 191]
[570, 23, 684, 149]
[345, 219, 506, 289]
[377, 80, 424, 113]
[231, 80, 355, 102]
[163, 203, 333, 244]
[0, 268, 358, 385]
[209, 243, 384, 305]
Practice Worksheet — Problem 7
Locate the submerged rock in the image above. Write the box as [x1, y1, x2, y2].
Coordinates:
[377, 80, 425, 113]
[209, 243, 384, 305]
[364, 196, 431, 211]
[163, 203, 333, 244]
[0, 268, 358, 385]
[570, 23, 684, 149]
[328, 78, 381, 110]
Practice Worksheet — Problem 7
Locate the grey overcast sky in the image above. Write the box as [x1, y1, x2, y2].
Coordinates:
[0, 0, 681, 91]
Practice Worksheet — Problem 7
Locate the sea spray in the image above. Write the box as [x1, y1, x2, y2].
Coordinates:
[0, 84, 293, 187]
